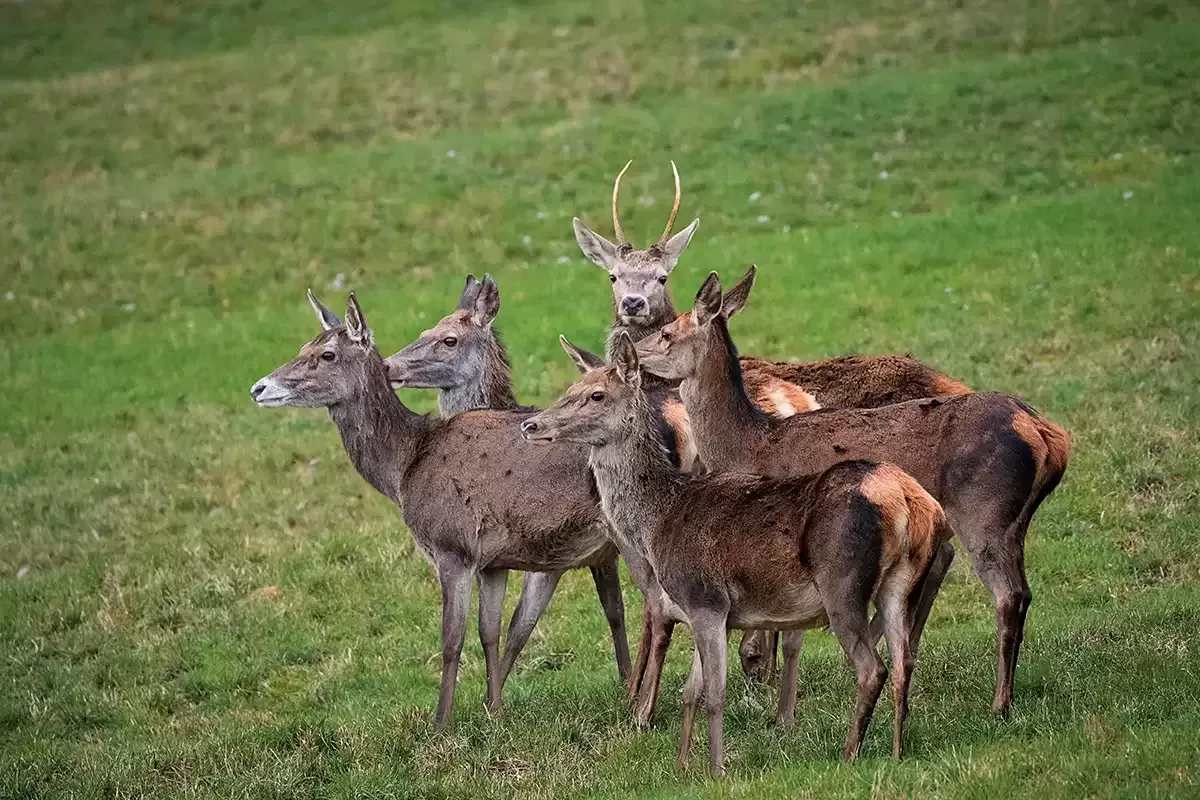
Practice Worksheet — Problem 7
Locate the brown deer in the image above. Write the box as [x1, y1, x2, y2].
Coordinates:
[635, 269, 1072, 715]
[381, 274, 696, 726]
[574, 162, 971, 683]
[250, 291, 632, 729]
[521, 332, 952, 776]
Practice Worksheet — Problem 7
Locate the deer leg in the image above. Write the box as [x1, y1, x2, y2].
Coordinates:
[869, 540, 955, 648]
[824, 591, 887, 761]
[499, 570, 562, 683]
[477, 568, 508, 716]
[692, 614, 730, 778]
[776, 629, 805, 728]
[627, 602, 654, 701]
[877, 585, 917, 760]
[589, 559, 632, 683]
[434, 563, 474, 732]
[676, 648, 704, 771]
[633, 607, 676, 729]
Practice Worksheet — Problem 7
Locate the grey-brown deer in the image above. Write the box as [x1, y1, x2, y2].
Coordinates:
[250, 291, 629, 729]
[381, 274, 697, 726]
[636, 269, 1072, 714]
[380, 274, 633, 696]
[521, 332, 952, 776]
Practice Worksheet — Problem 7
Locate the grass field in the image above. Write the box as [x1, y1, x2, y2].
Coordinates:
[2, 0, 1199, 796]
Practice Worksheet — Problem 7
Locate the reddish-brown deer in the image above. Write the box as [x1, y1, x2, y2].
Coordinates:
[521, 332, 952, 776]
[251, 292, 629, 729]
[379, 274, 635, 693]
[636, 269, 1072, 714]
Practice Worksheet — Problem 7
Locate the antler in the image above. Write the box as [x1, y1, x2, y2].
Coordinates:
[658, 160, 681, 246]
[612, 159, 632, 244]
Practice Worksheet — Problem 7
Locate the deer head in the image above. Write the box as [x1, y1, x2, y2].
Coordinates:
[634, 266, 756, 380]
[520, 333, 642, 447]
[573, 161, 699, 325]
[383, 274, 501, 390]
[250, 290, 378, 408]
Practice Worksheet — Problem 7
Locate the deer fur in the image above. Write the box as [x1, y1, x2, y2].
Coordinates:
[251, 292, 629, 730]
[521, 332, 951, 776]
[636, 270, 1072, 714]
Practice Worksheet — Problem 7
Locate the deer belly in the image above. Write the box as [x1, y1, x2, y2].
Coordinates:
[728, 582, 828, 630]
[482, 523, 615, 572]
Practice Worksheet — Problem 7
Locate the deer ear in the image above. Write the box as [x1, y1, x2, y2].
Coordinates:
[457, 274, 482, 311]
[721, 265, 757, 319]
[659, 218, 699, 272]
[693, 272, 723, 326]
[472, 275, 500, 328]
[573, 218, 620, 269]
[344, 293, 374, 347]
[560, 334, 605, 374]
[308, 289, 341, 331]
[612, 331, 641, 386]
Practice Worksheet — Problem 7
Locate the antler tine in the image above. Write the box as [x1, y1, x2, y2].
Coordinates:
[658, 160, 681, 246]
[612, 159, 633, 244]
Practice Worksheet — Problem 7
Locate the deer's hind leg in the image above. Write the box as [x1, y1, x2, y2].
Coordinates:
[776, 630, 805, 727]
[499, 570, 562, 683]
[590, 559, 632, 683]
[477, 568, 508, 715]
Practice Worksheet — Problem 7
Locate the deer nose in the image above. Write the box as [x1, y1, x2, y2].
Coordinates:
[520, 420, 539, 434]
[250, 382, 265, 400]
[620, 295, 647, 316]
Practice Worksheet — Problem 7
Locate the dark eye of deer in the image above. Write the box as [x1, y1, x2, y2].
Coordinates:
[657, 275, 668, 285]
[321, 351, 336, 362]
[609, 274, 617, 283]
[590, 391, 605, 402]
[443, 337, 458, 347]
[661, 331, 672, 343]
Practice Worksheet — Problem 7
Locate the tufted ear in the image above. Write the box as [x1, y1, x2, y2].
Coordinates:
[456, 274, 482, 311]
[560, 334, 606, 374]
[721, 265, 757, 319]
[572, 217, 620, 269]
[611, 331, 641, 387]
[472, 274, 500, 328]
[692, 272, 723, 326]
[344, 293, 374, 348]
[308, 288, 341, 330]
[659, 218, 699, 272]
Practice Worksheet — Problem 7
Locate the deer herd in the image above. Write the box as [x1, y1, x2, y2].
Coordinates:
[250, 162, 1071, 777]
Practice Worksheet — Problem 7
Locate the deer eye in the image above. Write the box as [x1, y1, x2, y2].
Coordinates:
[321, 351, 336, 362]
[443, 336, 458, 347]
[608, 274, 617, 284]
[657, 275, 668, 285]
[590, 391, 605, 402]
[660, 331, 672, 343]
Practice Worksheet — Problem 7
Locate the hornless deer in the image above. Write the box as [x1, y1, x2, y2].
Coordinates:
[381, 274, 696, 726]
[521, 332, 952, 776]
[635, 269, 1072, 714]
[574, 162, 970, 682]
[250, 292, 632, 729]
[379, 274, 632, 695]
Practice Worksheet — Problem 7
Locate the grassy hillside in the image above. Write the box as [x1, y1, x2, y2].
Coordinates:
[1, 1, 1197, 797]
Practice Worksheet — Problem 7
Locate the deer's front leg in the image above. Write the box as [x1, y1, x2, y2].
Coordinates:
[477, 568, 508, 716]
[434, 561, 474, 731]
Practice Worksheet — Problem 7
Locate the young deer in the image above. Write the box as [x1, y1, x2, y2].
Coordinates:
[382, 274, 695, 725]
[380, 274, 633, 696]
[250, 292, 631, 729]
[571, 160, 971, 410]
[636, 270, 1072, 715]
[521, 333, 951, 776]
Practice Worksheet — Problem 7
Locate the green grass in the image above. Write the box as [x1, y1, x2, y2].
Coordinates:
[2, 0, 1198, 797]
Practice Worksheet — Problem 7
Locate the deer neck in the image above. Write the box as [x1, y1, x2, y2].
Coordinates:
[606, 294, 677, 354]
[437, 332, 520, 417]
[679, 316, 765, 468]
[587, 391, 683, 556]
[328, 355, 426, 502]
